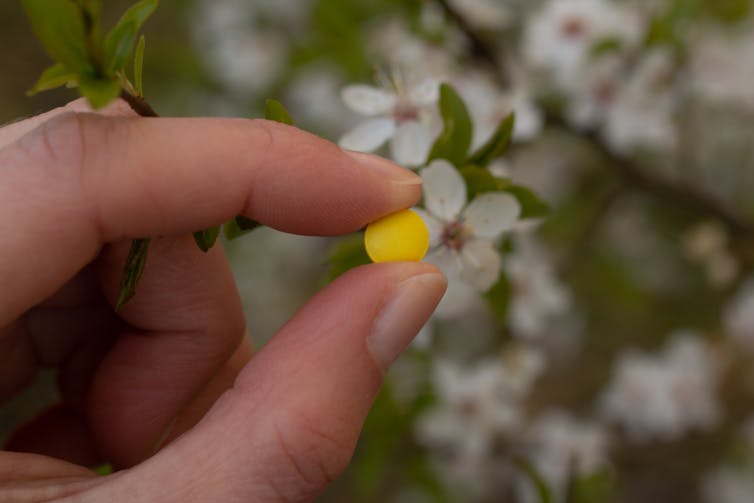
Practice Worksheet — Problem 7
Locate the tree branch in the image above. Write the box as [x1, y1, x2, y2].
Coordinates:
[434, 0, 510, 86]
[435, 0, 754, 236]
[120, 90, 159, 117]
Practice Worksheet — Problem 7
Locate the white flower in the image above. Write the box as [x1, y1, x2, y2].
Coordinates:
[523, 0, 643, 91]
[517, 411, 609, 503]
[701, 415, 754, 503]
[415, 346, 545, 459]
[454, 71, 544, 148]
[338, 76, 441, 166]
[683, 220, 739, 288]
[702, 466, 754, 503]
[602, 49, 678, 153]
[505, 236, 572, 339]
[416, 160, 520, 319]
[724, 278, 754, 351]
[600, 332, 721, 442]
[448, 0, 515, 30]
[285, 65, 353, 135]
[691, 30, 754, 108]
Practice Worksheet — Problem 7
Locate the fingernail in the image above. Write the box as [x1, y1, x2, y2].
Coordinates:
[344, 150, 423, 185]
[367, 272, 447, 370]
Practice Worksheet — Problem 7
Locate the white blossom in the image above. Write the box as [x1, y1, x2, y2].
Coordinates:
[702, 466, 754, 503]
[602, 49, 678, 153]
[600, 332, 722, 442]
[448, 0, 515, 30]
[683, 221, 739, 288]
[338, 75, 441, 166]
[454, 71, 544, 148]
[416, 160, 521, 318]
[723, 278, 754, 351]
[505, 236, 572, 339]
[416, 346, 545, 459]
[690, 29, 754, 108]
[517, 411, 610, 503]
[523, 0, 643, 91]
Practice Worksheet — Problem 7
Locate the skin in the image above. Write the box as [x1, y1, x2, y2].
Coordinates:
[0, 99, 446, 502]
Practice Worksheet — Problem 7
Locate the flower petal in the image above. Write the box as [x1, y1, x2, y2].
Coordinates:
[425, 247, 463, 278]
[435, 276, 478, 319]
[421, 159, 467, 221]
[409, 78, 440, 106]
[460, 238, 502, 291]
[341, 84, 397, 115]
[463, 192, 521, 239]
[413, 208, 443, 247]
[390, 121, 434, 167]
[338, 118, 396, 153]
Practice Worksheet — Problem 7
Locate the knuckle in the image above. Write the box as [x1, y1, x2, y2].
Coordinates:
[16, 112, 103, 186]
[37, 112, 87, 167]
[267, 413, 353, 501]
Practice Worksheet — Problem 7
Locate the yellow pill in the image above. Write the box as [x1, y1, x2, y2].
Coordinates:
[365, 209, 430, 263]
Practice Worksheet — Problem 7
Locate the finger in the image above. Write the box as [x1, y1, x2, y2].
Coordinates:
[0, 111, 421, 325]
[86, 235, 245, 466]
[0, 322, 36, 403]
[4, 403, 100, 468]
[161, 336, 253, 446]
[78, 262, 446, 502]
[0, 451, 102, 502]
[0, 98, 133, 149]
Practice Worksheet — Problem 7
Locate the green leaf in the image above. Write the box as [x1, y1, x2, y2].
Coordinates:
[264, 99, 293, 125]
[326, 234, 370, 281]
[566, 470, 614, 503]
[467, 113, 515, 167]
[515, 457, 552, 503]
[224, 216, 262, 240]
[90, 462, 113, 476]
[591, 37, 623, 57]
[427, 83, 473, 166]
[117, 238, 150, 310]
[28, 63, 78, 95]
[78, 76, 121, 109]
[104, 0, 158, 75]
[459, 165, 511, 200]
[22, 0, 92, 73]
[76, 0, 101, 37]
[484, 271, 512, 323]
[75, 0, 100, 20]
[193, 226, 221, 252]
[506, 185, 551, 219]
[134, 35, 145, 96]
[704, 0, 752, 23]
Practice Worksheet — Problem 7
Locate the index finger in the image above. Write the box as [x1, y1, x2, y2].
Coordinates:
[0, 111, 421, 323]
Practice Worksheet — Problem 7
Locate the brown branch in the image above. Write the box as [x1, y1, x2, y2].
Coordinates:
[434, 0, 510, 87]
[120, 90, 159, 117]
[435, 0, 754, 236]
[545, 112, 754, 236]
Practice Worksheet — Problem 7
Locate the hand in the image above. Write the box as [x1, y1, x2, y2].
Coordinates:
[0, 99, 446, 502]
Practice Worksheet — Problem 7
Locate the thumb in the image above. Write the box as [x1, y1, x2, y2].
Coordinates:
[80, 262, 446, 502]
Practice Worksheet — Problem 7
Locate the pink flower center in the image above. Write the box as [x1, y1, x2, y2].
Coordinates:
[442, 221, 470, 251]
[595, 79, 616, 105]
[560, 16, 588, 39]
[392, 101, 420, 123]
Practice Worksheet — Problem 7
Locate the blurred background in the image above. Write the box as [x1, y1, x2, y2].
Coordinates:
[3, 0, 754, 501]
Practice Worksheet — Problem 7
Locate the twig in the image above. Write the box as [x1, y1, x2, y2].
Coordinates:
[561, 183, 626, 276]
[545, 111, 754, 236]
[434, 0, 510, 87]
[120, 89, 159, 118]
[435, 0, 754, 236]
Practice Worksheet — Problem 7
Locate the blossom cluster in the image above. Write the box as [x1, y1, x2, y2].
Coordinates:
[187, 0, 754, 500]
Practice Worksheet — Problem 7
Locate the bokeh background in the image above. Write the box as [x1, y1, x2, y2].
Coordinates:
[3, 1, 754, 501]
